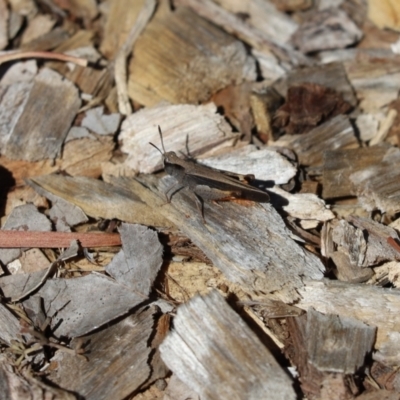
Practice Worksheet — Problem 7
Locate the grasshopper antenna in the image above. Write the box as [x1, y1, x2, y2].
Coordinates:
[158, 126, 167, 154]
[149, 126, 166, 155]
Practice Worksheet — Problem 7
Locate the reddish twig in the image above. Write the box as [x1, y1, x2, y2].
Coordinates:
[0, 231, 121, 248]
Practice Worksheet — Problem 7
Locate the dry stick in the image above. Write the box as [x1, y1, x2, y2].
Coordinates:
[0, 231, 121, 248]
[174, 0, 311, 67]
[0, 50, 88, 67]
[114, 0, 157, 115]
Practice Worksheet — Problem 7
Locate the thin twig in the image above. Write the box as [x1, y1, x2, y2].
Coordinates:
[0, 231, 121, 248]
[0, 50, 89, 67]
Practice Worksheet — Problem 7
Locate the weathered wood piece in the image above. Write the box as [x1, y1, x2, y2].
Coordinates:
[119, 103, 238, 174]
[4, 68, 81, 161]
[32, 272, 148, 337]
[322, 146, 390, 199]
[344, 56, 400, 112]
[176, 0, 309, 66]
[0, 354, 76, 400]
[0, 303, 21, 345]
[348, 147, 400, 213]
[274, 115, 358, 166]
[208, 0, 298, 45]
[297, 279, 400, 366]
[0, 240, 79, 302]
[291, 8, 362, 53]
[128, 2, 256, 106]
[273, 82, 352, 135]
[306, 308, 376, 373]
[160, 290, 296, 400]
[269, 186, 334, 223]
[121, 175, 324, 302]
[28, 178, 88, 232]
[201, 144, 296, 185]
[274, 62, 357, 107]
[346, 216, 400, 266]
[81, 106, 121, 135]
[0, 204, 51, 266]
[27, 174, 170, 227]
[285, 308, 375, 399]
[49, 306, 158, 400]
[106, 223, 163, 295]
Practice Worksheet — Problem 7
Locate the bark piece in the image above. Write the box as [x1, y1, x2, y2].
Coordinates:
[269, 186, 334, 222]
[250, 85, 283, 142]
[349, 147, 400, 213]
[176, 0, 308, 66]
[0, 240, 79, 302]
[275, 115, 358, 167]
[29, 178, 88, 232]
[8, 248, 50, 274]
[274, 82, 352, 135]
[160, 290, 296, 400]
[345, 57, 400, 113]
[34, 272, 148, 337]
[0, 303, 21, 345]
[330, 219, 368, 267]
[4, 68, 81, 161]
[331, 251, 374, 283]
[120, 103, 238, 174]
[322, 146, 390, 199]
[297, 279, 400, 366]
[212, 0, 298, 44]
[49, 306, 157, 400]
[0, 203, 51, 266]
[124, 175, 325, 303]
[106, 223, 163, 295]
[306, 308, 376, 373]
[346, 216, 400, 266]
[0, 354, 76, 400]
[291, 8, 362, 53]
[275, 62, 357, 107]
[201, 144, 297, 185]
[128, 3, 256, 106]
[81, 106, 121, 135]
[285, 308, 375, 399]
[27, 174, 170, 228]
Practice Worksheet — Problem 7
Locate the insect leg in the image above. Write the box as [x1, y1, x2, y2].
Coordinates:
[165, 183, 185, 202]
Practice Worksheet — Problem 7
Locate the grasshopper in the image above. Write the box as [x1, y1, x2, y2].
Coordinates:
[150, 127, 270, 220]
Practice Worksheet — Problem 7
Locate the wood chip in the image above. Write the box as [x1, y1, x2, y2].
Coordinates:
[34, 271, 148, 337]
[128, 175, 324, 302]
[27, 174, 170, 227]
[0, 303, 21, 345]
[49, 306, 158, 400]
[128, 2, 256, 106]
[0, 203, 51, 265]
[297, 279, 400, 366]
[0, 240, 80, 302]
[120, 103, 238, 173]
[4, 68, 81, 161]
[291, 8, 362, 53]
[106, 223, 163, 295]
[160, 290, 296, 400]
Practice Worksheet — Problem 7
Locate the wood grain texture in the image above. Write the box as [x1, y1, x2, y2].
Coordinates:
[119, 175, 325, 303]
[128, 2, 256, 106]
[4, 68, 81, 161]
[297, 279, 400, 366]
[160, 290, 296, 400]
